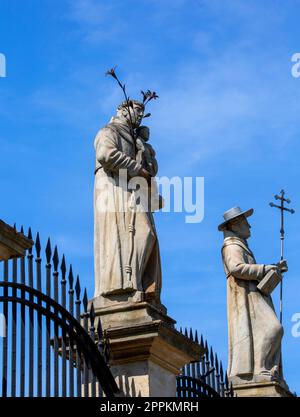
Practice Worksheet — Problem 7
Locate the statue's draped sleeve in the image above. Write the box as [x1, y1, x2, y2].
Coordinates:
[95, 126, 141, 177]
[222, 242, 265, 281]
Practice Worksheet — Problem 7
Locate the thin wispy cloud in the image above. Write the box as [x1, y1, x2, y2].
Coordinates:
[40, 0, 299, 177]
[68, 0, 133, 44]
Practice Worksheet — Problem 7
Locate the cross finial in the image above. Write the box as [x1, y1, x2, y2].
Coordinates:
[269, 189, 295, 324]
[270, 189, 295, 214]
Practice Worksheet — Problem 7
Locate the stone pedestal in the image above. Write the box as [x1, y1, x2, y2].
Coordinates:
[0, 219, 33, 260]
[91, 299, 204, 397]
[233, 379, 294, 397]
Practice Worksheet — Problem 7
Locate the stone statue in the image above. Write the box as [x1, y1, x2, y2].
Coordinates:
[93, 99, 162, 307]
[218, 206, 288, 386]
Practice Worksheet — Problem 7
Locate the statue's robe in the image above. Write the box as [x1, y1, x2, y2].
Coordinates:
[93, 116, 162, 303]
[221, 233, 283, 383]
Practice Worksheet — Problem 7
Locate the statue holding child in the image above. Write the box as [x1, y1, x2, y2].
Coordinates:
[93, 68, 163, 309]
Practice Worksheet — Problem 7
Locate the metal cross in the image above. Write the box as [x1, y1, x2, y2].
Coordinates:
[269, 189, 295, 323]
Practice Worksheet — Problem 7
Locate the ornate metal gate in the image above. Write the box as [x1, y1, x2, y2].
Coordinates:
[0, 227, 119, 397]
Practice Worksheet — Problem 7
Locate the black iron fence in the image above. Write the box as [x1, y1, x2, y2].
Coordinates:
[0, 224, 235, 399]
[176, 328, 234, 398]
[0, 227, 119, 397]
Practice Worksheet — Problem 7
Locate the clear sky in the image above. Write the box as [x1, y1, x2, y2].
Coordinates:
[1, 0, 300, 394]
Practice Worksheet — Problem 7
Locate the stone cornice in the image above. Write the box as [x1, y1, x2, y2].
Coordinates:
[0, 219, 33, 260]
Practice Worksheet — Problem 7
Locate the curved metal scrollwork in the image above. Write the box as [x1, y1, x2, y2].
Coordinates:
[177, 375, 220, 398]
[0, 229, 119, 398]
[0, 282, 118, 397]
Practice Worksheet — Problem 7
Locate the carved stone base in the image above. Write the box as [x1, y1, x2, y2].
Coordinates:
[91, 298, 204, 397]
[108, 320, 203, 397]
[233, 380, 294, 397]
[91, 289, 166, 313]
[90, 298, 171, 329]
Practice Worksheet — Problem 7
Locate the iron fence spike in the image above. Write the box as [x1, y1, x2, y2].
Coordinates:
[20, 225, 24, 234]
[68, 265, 74, 289]
[195, 330, 199, 344]
[60, 254, 66, 278]
[35, 232, 41, 257]
[200, 334, 204, 348]
[45, 238, 52, 263]
[215, 354, 219, 373]
[225, 372, 229, 389]
[205, 340, 209, 359]
[97, 318, 103, 339]
[184, 327, 188, 337]
[210, 346, 214, 365]
[28, 227, 33, 254]
[90, 302, 96, 326]
[28, 227, 32, 240]
[83, 288, 88, 312]
[52, 246, 59, 271]
[104, 331, 110, 364]
[189, 328, 193, 341]
[220, 361, 224, 381]
[75, 275, 81, 300]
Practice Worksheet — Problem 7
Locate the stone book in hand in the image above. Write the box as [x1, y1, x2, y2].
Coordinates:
[257, 269, 282, 296]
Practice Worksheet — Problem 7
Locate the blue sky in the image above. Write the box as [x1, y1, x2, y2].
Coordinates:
[1, 0, 300, 394]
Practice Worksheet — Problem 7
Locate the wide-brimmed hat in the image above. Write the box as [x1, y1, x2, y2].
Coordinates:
[218, 206, 253, 231]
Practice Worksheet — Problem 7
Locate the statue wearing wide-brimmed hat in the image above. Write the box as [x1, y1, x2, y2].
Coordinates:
[218, 206, 289, 389]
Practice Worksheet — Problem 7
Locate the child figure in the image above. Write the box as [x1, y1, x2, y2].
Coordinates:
[135, 126, 163, 212]
[135, 126, 158, 177]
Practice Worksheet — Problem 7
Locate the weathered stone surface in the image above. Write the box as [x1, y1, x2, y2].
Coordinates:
[93, 101, 162, 308]
[107, 320, 203, 397]
[113, 360, 175, 397]
[90, 299, 171, 329]
[92, 301, 203, 397]
[219, 207, 289, 390]
[91, 98, 201, 397]
[0, 220, 33, 261]
[257, 269, 282, 296]
[233, 380, 293, 397]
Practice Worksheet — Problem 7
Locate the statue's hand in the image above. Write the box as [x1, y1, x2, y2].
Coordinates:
[264, 264, 279, 275]
[277, 259, 288, 273]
